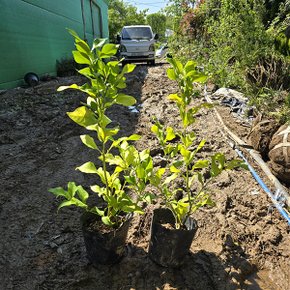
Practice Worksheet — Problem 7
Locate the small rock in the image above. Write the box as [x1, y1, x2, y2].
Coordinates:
[49, 242, 58, 249]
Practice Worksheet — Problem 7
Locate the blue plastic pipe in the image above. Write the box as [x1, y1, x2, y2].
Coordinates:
[234, 147, 290, 226]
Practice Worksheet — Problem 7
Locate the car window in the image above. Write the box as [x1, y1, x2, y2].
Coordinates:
[122, 27, 153, 40]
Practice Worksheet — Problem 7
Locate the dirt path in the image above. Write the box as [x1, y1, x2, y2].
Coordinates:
[0, 64, 289, 290]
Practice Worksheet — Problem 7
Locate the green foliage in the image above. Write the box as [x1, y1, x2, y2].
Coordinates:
[150, 57, 247, 229]
[167, 0, 290, 125]
[146, 12, 167, 39]
[250, 88, 290, 124]
[169, 0, 289, 89]
[274, 32, 290, 56]
[264, 0, 287, 27]
[203, 0, 271, 88]
[108, 0, 147, 42]
[163, 0, 191, 34]
[49, 30, 146, 228]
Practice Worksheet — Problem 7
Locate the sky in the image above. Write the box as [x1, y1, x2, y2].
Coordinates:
[125, 0, 169, 14]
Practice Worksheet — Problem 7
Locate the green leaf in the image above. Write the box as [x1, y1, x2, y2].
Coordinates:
[92, 38, 107, 51]
[111, 134, 141, 148]
[163, 173, 179, 185]
[149, 167, 165, 186]
[100, 114, 112, 127]
[104, 127, 119, 137]
[48, 187, 68, 198]
[72, 197, 88, 209]
[72, 50, 91, 64]
[96, 168, 111, 184]
[136, 166, 145, 179]
[101, 43, 118, 56]
[67, 181, 79, 199]
[192, 159, 209, 170]
[67, 106, 97, 128]
[194, 73, 207, 83]
[90, 206, 105, 216]
[77, 186, 89, 203]
[184, 60, 197, 73]
[67, 29, 82, 40]
[168, 93, 182, 105]
[143, 192, 156, 204]
[115, 94, 136, 106]
[58, 200, 76, 210]
[156, 167, 166, 178]
[193, 139, 206, 155]
[183, 111, 195, 127]
[102, 216, 114, 226]
[78, 67, 92, 78]
[179, 145, 191, 162]
[122, 204, 144, 214]
[104, 154, 126, 168]
[57, 83, 79, 92]
[151, 124, 159, 135]
[226, 159, 248, 170]
[75, 39, 91, 54]
[80, 135, 98, 150]
[96, 126, 105, 142]
[90, 185, 106, 195]
[122, 63, 136, 74]
[127, 134, 141, 141]
[174, 59, 184, 74]
[165, 126, 176, 142]
[191, 193, 215, 213]
[210, 153, 225, 177]
[170, 165, 180, 173]
[76, 161, 98, 174]
[139, 149, 150, 161]
[197, 172, 204, 186]
[167, 68, 177, 80]
[124, 175, 136, 185]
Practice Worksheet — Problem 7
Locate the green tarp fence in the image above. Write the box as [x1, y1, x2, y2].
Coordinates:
[0, 0, 109, 89]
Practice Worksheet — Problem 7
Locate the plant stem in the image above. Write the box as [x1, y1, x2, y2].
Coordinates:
[101, 139, 110, 213]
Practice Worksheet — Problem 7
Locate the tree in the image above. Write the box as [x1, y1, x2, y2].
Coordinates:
[108, 0, 147, 42]
[200, 0, 270, 88]
[146, 13, 167, 39]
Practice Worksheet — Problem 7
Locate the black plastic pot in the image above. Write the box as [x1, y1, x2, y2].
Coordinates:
[148, 208, 197, 268]
[81, 212, 132, 266]
[24, 72, 39, 87]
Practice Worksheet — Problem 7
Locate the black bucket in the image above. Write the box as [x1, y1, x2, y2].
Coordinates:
[81, 212, 132, 266]
[148, 208, 197, 268]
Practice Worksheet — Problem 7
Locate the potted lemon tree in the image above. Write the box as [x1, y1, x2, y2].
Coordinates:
[49, 30, 150, 265]
[148, 58, 247, 267]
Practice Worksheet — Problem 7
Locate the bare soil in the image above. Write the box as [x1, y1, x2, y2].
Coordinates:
[0, 63, 289, 290]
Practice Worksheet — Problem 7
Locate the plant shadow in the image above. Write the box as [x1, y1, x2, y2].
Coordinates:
[67, 245, 256, 290]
